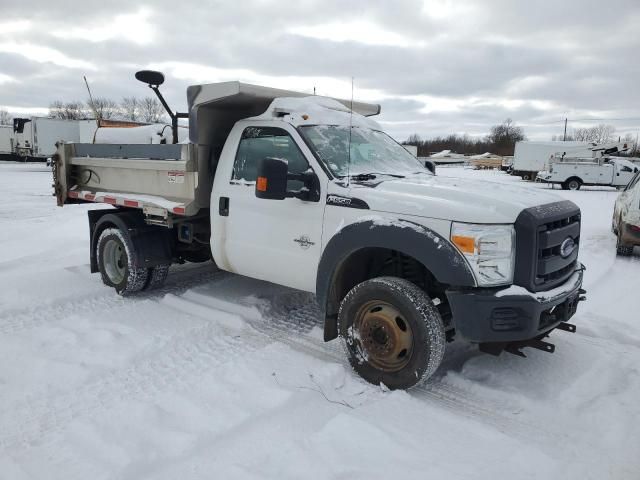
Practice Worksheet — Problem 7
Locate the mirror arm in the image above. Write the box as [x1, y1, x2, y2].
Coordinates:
[148, 86, 189, 144]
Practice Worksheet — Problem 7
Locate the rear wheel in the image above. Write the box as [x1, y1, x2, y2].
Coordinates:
[97, 228, 148, 295]
[144, 264, 170, 291]
[339, 277, 445, 390]
[564, 178, 582, 190]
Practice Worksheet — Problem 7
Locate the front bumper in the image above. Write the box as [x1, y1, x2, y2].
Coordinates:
[446, 265, 584, 343]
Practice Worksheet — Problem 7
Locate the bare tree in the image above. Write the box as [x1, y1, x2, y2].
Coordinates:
[139, 97, 166, 123]
[404, 133, 422, 146]
[621, 133, 638, 156]
[0, 109, 11, 125]
[49, 100, 87, 120]
[572, 124, 616, 143]
[486, 118, 526, 155]
[88, 97, 119, 121]
[120, 97, 140, 121]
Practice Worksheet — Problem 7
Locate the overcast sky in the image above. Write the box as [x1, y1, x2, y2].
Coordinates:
[0, 0, 638, 141]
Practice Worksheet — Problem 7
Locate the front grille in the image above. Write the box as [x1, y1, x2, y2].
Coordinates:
[514, 201, 581, 292]
[534, 213, 580, 288]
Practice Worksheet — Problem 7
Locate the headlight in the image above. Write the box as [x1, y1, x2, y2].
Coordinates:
[450, 222, 515, 287]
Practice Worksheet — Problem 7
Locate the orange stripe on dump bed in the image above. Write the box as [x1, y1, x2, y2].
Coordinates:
[124, 200, 138, 208]
[68, 191, 78, 198]
[173, 206, 185, 215]
[104, 197, 117, 205]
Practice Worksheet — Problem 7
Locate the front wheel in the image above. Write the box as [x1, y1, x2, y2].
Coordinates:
[616, 229, 634, 256]
[339, 277, 445, 390]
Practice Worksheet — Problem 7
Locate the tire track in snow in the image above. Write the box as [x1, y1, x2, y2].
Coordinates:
[0, 300, 270, 452]
[176, 289, 570, 448]
[0, 263, 221, 336]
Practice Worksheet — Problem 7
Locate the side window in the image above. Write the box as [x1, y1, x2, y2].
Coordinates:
[232, 127, 310, 190]
[621, 165, 632, 172]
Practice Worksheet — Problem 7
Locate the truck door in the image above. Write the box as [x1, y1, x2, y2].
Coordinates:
[613, 162, 637, 187]
[594, 162, 611, 185]
[213, 124, 326, 292]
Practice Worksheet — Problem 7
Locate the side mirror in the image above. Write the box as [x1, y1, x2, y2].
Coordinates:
[135, 70, 165, 86]
[424, 160, 436, 175]
[255, 157, 288, 200]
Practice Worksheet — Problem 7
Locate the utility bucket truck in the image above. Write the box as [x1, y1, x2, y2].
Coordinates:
[538, 157, 638, 190]
[53, 71, 587, 389]
[512, 141, 595, 180]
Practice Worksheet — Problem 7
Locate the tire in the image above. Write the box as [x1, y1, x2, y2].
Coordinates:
[144, 264, 170, 291]
[97, 228, 148, 295]
[565, 178, 581, 190]
[338, 276, 445, 390]
[616, 230, 634, 256]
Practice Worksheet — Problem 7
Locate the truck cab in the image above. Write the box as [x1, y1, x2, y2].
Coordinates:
[53, 77, 586, 390]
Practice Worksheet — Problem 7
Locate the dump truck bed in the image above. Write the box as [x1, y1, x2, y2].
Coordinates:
[54, 143, 209, 222]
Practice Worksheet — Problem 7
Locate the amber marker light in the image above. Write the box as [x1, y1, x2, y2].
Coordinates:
[451, 235, 475, 254]
[257, 177, 268, 192]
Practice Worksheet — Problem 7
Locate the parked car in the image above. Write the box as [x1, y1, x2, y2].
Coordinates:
[613, 170, 640, 256]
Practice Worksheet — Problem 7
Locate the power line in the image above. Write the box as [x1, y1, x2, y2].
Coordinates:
[526, 117, 640, 126]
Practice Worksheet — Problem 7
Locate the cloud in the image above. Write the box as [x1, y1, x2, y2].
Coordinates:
[0, 42, 96, 70]
[0, 0, 637, 141]
[288, 20, 425, 48]
[51, 7, 155, 45]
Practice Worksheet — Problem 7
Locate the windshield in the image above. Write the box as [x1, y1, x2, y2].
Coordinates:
[299, 125, 429, 178]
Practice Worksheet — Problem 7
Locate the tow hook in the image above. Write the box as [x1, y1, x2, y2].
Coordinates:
[480, 321, 578, 358]
[578, 288, 587, 302]
[505, 337, 555, 357]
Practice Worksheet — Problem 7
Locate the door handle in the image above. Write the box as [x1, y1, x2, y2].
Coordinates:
[219, 197, 229, 216]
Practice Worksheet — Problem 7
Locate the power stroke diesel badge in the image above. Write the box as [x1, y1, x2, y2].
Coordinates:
[294, 235, 315, 250]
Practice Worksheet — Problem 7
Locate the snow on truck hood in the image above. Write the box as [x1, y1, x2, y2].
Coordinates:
[338, 174, 567, 224]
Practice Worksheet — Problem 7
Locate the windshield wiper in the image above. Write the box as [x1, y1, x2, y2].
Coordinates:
[338, 172, 405, 181]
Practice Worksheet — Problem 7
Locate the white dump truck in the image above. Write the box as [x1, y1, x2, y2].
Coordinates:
[538, 157, 639, 190]
[53, 71, 586, 389]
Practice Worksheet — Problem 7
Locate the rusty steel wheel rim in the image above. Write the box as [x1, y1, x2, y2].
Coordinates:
[353, 300, 413, 372]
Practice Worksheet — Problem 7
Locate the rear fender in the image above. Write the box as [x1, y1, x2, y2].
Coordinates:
[89, 209, 173, 272]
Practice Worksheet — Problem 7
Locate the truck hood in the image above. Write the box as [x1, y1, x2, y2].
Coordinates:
[331, 174, 565, 224]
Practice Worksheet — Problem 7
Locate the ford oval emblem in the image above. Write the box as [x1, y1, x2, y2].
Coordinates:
[560, 237, 576, 258]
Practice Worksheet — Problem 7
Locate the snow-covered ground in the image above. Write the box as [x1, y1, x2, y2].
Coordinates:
[1, 162, 639, 479]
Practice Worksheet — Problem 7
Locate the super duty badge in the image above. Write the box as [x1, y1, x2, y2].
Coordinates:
[326, 195, 369, 209]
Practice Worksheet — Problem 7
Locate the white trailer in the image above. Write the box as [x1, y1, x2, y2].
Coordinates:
[13, 117, 82, 161]
[538, 157, 639, 190]
[512, 141, 594, 180]
[0, 125, 13, 158]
